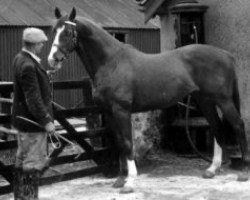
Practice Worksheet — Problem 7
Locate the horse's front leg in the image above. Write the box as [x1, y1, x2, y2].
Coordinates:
[111, 104, 137, 193]
[203, 138, 222, 178]
[112, 154, 127, 188]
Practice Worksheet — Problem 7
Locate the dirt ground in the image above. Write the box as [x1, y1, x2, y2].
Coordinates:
[1, 151, 250, 200]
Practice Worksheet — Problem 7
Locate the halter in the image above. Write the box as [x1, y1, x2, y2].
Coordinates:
[53, 20, 78, 61]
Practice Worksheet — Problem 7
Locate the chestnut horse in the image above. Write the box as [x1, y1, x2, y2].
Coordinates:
[48, 8, 250, 193]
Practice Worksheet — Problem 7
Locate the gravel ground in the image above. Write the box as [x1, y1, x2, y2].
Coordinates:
[1, 151, 250, 200]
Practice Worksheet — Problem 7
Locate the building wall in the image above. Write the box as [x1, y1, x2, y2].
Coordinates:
[0, 26, 86, 81]
[127, 29, 160, 53]
[198, 0, 250, 140]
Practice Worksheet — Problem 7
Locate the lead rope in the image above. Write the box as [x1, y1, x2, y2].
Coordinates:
[48, 72, 81, 159]
[49, 73, 61, 149]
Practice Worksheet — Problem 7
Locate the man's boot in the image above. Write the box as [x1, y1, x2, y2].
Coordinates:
[22, 170, 39, 200]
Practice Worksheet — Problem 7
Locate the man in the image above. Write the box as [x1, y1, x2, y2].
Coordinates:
[12, 27, 55, 200]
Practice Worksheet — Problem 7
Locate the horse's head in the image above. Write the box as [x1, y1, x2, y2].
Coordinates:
[48, 7, 78, 70]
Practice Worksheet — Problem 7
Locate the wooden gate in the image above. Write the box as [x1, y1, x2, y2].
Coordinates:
[0, 79, 113, 195]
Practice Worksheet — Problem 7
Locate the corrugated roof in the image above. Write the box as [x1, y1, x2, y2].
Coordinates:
[0, 0, 159, 29]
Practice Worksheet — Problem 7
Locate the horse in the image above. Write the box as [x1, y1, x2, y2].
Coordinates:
[48, 7, 250, 193]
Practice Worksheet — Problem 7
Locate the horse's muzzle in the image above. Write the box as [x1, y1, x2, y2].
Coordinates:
[48, 58, 62, 71]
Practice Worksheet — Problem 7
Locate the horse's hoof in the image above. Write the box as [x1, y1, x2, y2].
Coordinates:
[119, 186, 134, 194]
[202, 170, 215, 179]
[237, 173, 249, 182]
[243, 155, 250, 164]
[112, 177, 126, 188]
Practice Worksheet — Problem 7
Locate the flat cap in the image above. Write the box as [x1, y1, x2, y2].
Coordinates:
[22, 27, 48, 43]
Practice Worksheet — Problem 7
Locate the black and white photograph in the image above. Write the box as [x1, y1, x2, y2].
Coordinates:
[1, 0, 250, 199]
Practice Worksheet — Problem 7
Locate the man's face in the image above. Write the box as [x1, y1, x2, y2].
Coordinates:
[34, 42, 44, 54]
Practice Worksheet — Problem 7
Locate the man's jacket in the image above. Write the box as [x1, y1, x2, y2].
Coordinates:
[12, 51, 53, 132]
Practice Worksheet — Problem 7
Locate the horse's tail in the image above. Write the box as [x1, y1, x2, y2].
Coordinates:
[232, 77, 241, 115]
[221, 71, 241, 147]
[222, 63, 241, 148]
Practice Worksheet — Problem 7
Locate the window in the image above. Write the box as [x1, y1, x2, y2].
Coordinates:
[109, 32, 127, 43]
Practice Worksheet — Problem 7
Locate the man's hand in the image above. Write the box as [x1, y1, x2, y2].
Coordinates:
[47, 63, 61, 77]
[44, 121, 55, 135]
[47, 69, 58, 76]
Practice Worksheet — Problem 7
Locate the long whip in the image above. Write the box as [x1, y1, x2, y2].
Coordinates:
[183, 24, 212, 163]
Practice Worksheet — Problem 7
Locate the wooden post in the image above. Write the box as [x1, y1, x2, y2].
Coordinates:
[82, 78, 100, 129]
[0, 82, 13, 140]
[82, 78, 94, 107]
[0, 92, 12, 114]
[159, 14, 177, 51]
[82, 78, 102, 147]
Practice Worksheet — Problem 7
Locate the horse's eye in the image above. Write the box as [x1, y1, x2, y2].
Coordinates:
[65, 30, 70, 35]
[64, 30, 73, 38]
[67, 28, 72, 35]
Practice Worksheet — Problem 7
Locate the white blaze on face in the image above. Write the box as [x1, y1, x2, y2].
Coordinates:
[48, 25, 65, 69]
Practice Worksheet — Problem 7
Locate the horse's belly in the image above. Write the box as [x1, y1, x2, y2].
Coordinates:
[132, 97, 181, 112]
[132, 83, 196, 112]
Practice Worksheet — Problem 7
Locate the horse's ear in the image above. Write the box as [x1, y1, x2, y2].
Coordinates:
[55, 7, 61, 19]
[69, 7, 76, 21]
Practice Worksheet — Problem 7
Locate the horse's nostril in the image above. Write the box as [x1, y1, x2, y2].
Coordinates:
[55, 57, 64, 62]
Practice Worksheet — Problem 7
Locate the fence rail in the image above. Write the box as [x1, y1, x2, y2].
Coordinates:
[0, 79, 113, 195]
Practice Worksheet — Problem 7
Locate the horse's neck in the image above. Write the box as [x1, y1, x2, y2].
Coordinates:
[76, 27, 123, 80]
[76, 43, 95, 80]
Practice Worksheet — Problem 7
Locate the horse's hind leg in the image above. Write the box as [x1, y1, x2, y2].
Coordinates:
[217, 100, 250, 163]
[193, 95, 223, 178]
[217, 99, 250, 181]
[218, 100, 249, 159]
[205, 137, 223, 178]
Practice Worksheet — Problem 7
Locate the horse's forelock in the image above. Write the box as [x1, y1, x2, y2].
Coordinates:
[52, 15, 68, 32]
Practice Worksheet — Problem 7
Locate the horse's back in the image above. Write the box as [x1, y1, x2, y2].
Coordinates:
[126, 43, 234, 73]
[123, 46, 199, 110]
[122, 44, 236, 111]
[176, 44, 236, 98]
[178, 44, 235, 69]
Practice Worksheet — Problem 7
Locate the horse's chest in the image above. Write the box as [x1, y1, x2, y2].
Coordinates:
[92, 85, 110, 104]
[92, 82, 117, 109]
[93, 66, 133, 105]
[92, 78, 132, 110]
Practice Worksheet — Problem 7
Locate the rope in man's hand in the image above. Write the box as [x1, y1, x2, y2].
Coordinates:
[16, 116, 82, 159]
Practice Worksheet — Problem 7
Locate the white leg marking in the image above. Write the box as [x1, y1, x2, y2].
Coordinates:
[207, 138, 222, 174]
[125, 160, 137, 188]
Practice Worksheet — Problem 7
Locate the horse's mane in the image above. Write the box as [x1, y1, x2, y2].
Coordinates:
[75, 16, 122, 45]
[76, 16, 103, 29]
